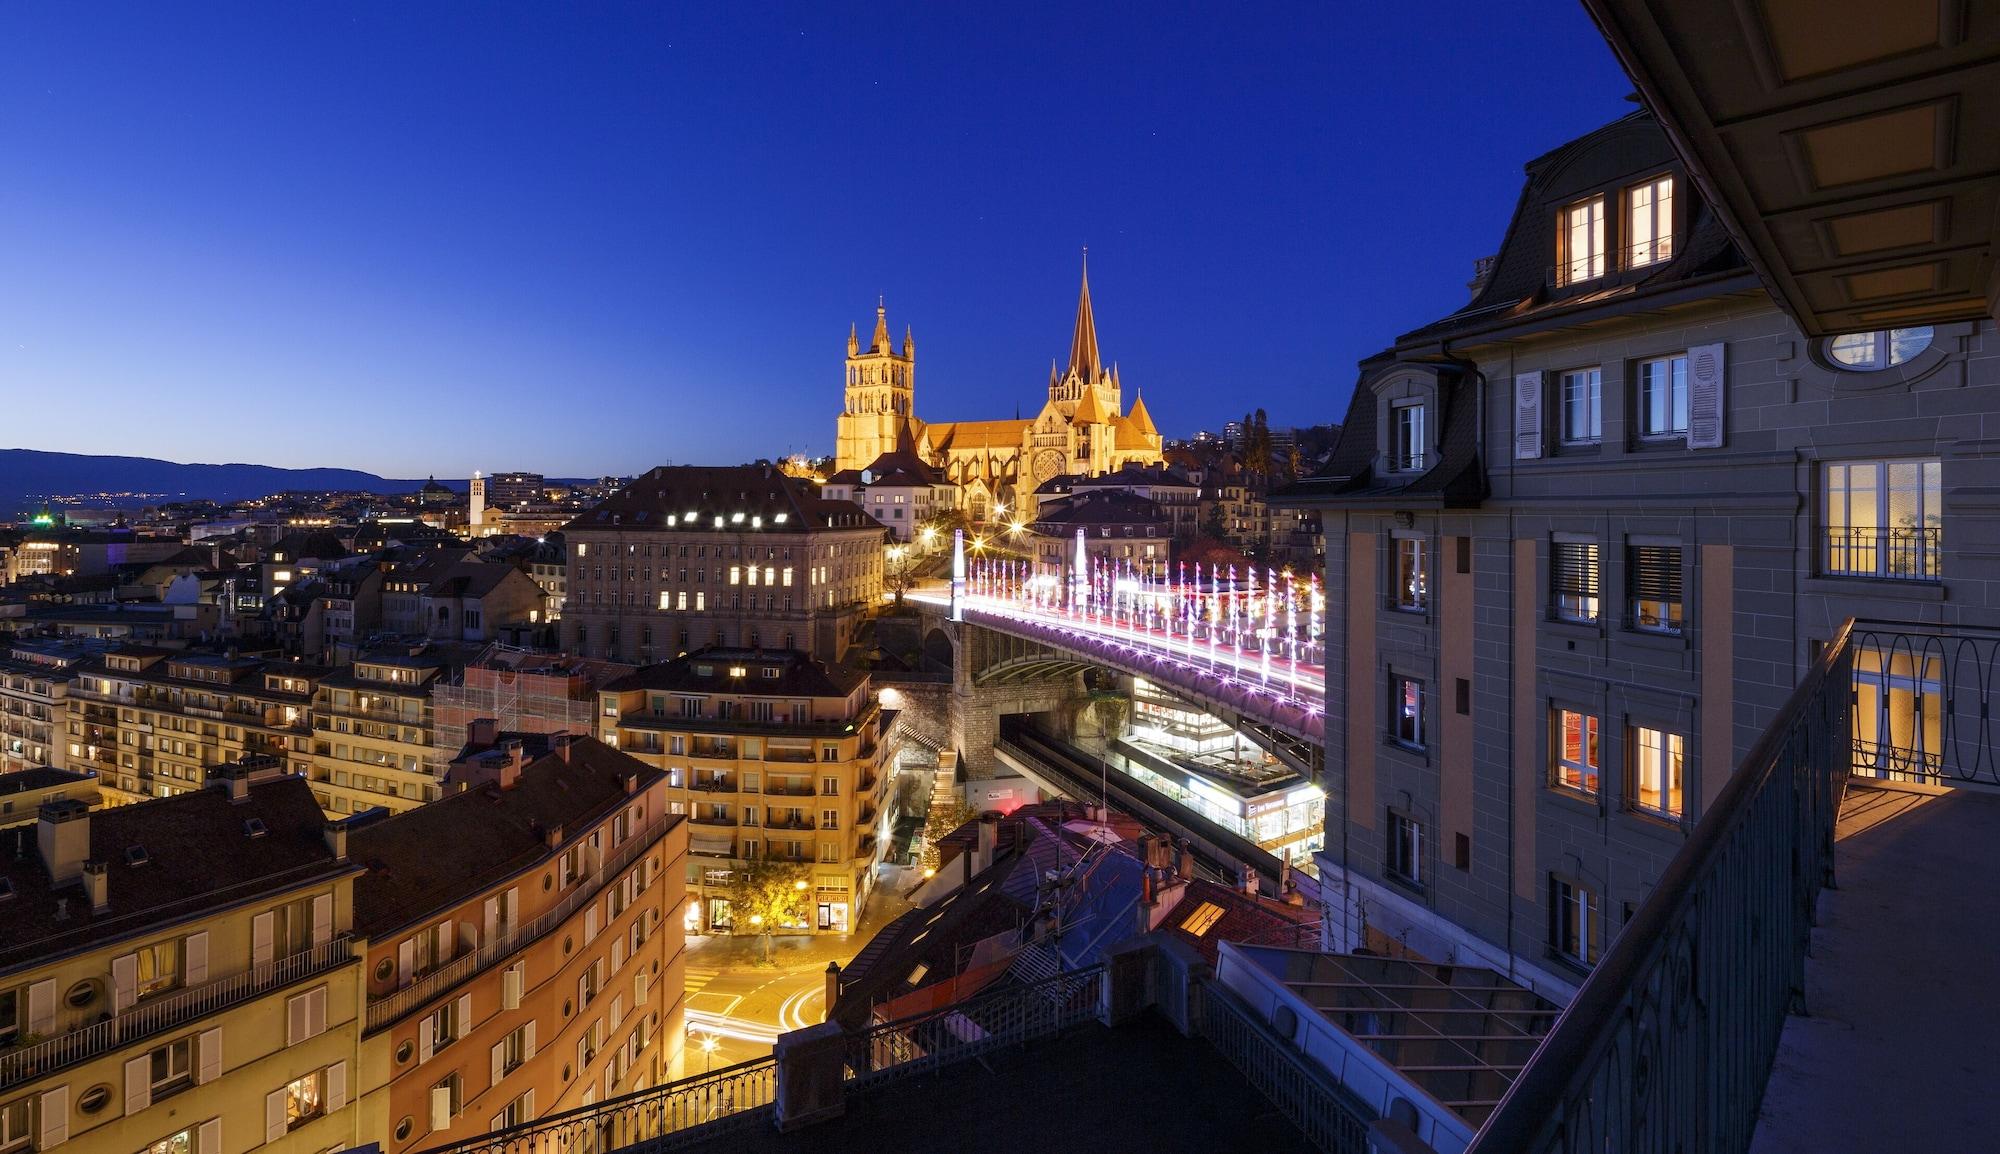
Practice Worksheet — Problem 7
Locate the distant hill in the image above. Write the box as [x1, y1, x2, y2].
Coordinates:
[0, 448, 456, 510]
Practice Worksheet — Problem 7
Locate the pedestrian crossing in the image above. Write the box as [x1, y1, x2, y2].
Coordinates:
[684, 964, 723, 994]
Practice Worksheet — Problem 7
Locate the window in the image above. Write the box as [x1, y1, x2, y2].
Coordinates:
[1636, 355, 1688, 439]
[1632, 727, 1685, 819]
[0, 987, 17, 1047]
[820, 775, 840, 795]
[1853, 644, 1943, 781]
[1558, 195, 1606, 284]
[1386, 811, 1423, 887]
[1392, 537, 1427, 611]
[149, 1035, 195, 1098]
[820, 841, 840, 863]
[820, 808, 839, 830]
[1559, 368, 1601, 445]
[1551, 540, 1600, 623]
[139, 1127, 194, 1154]
[1625, 175, 1674, 268]
[497, 1024, 531, 1075]
[1391, 404, 1426, 472]
[431, 1073, 462, 1130]
[1550, 876, 1602, 967]
[491, 1092, 534, 1131]
[283, 1069, 327, 1130]
[0, 1097, 27, 1154]
[1629, 546, 1683, 634]
[423, 999, 460, 1050]
[1823, 459, 1943, 580]
[1827, 327, 1932, 371]
[1390, 677, 1424, 749]
[1553, 709, 1600, 795]
[136, 940, 180, 999]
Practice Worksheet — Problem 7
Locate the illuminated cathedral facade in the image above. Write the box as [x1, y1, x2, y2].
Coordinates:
[833, 256, 1165, 520]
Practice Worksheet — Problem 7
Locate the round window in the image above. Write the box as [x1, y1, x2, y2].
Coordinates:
[64, 979, 99, 1009]
[562, 935, 573, 956]
[77, 1084, 114, 1115]
[395, 1117, 415, 1142]
[396, 1039, 415, 1065]
[543, 873, 554, 892]
[1827, 327, 1933, 370]
[374, 958, 396, 983]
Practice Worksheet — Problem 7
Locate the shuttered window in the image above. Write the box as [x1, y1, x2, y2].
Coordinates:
[1629, 546, 1684, 634]
[1551, 541, 1600, 622]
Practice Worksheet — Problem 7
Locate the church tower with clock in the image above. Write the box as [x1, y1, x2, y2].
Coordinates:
[834, 299, 915, 475]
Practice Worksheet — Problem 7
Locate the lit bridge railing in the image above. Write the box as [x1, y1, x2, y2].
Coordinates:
[842, 965, 1104, 1089]
[415, 1054, 777, 1154]
[1464, 620, 1856, 1154]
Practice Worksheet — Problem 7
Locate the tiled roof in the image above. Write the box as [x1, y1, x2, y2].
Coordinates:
[599, 647, 866, 698]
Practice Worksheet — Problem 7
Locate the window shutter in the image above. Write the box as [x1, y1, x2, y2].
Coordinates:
[484, 896, 500, 943]
[1687, 342, 1725, 449]
[266, 1088, 287, 1143]
[398, 939, 415, 986]
[1552, 541, 1600, 598]
[1514, 372, 1544, 459]
[286, 993, 306, 1045]
[197, 1118, 221, 1154]
[502, 965, 523, 1011]
[611, 937, 625, 974]
[436, 921, 455, 963]
[125, 1055, 152, 1114]
[584, 906, 599, 944]
[1630, 546, 1684, 604]
[39, 1085, 67, 1148]
[491, 1040, 506, 1085]
[312, 894, 333, 947]
[326, 1061, 347, 1113]
[27, 979, 55, 1034]
[253, 912, 275, 967]
[522, 1089, 534, 1120]
[610, 995, 623, 1032]
[506, 887, 520, 931]
[635, 971, 649, 1006]
[309, 987, 328, 1038]
[184, 932, 209, 985]
[112, 953, 138, 1013]
[578, 974, 589, 1007]
[419, 1016, 436, 1062]
[522, 1020, 535, 1061]
[457, 993, 472, 1038]
[198, 1028, 222, 1084]
[431, 1084, 454, 1131]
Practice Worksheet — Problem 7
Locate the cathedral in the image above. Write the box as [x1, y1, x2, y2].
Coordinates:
[833, 256, 1165, 520]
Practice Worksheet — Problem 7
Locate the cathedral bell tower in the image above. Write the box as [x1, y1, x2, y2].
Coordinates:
[836, 298, 916, 472]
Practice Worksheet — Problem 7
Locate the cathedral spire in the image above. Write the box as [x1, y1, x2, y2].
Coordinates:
[848, 322, 859, 357]
[1067, 248, 1101, 381]
[872, 297, 891, 352]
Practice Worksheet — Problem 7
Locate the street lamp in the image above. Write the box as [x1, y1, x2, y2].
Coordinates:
[700, 1033, 719, 1074]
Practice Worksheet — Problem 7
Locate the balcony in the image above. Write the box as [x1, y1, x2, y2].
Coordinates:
[688, 813, 737, 828]
[690, 775, 739, 794]
[763, 780, 814, 797]
[764, 815, 816, 832]
[1822, 525, 1940, 583]
[762, 745, 816, 763]
[0, 936, 353, 1091]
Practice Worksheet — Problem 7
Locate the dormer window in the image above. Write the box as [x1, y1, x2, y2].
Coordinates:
[1626, 175, 1674, 269]
[1558, 195, 1606, 285]
[1391, 403, 1427, 472]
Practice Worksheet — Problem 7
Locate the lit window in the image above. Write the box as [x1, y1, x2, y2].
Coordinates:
[1558, 195, 1606, 284]
[1637, 355, 1688, 438]
[1853, 644, 1943, 782]
[1392, 537, 1427, 612]
[1827, 327, 1932, 371]
[1822, 459, 1942, 580]
[1550, 876, 1601, 967]
[139, 1128, 194, 1154]
[1390, 676, 1424, 749]
[1631, 727, 1684, 819]
[1386, 811, 1423, 887]
[1391, 403, 1426, 472]
[1629, 546, 1683, 634]
[1553, 709, 1599, 795]
[284, 1069, 327, 1130]
[1625, 175, 1674, 268]
[1559, 368, 1601, 445]
[1181, 902, 1226, 937]
[1551, 540, 1600, 623]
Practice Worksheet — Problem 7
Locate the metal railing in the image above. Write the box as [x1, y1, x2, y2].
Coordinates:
[1823, 525, 1941, 582]
[841, 965, 1104, 1090]
[1849, 619, 2000, 785]
[1200, 979, 1370, 1154]
[1464, 619, 1855, 1154]
[414, 1053, 776, 1154]
[0, 936, 353, 1090]
[366, 817, 671, 1032]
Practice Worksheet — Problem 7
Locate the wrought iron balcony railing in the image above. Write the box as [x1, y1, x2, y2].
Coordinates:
[1822, 525, 1941, 582]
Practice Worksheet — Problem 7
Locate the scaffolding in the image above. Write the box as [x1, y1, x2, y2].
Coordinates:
[428, 643, 635, 774]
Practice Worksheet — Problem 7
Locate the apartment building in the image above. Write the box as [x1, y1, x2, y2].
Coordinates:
[308, 649, 453, 817]
[1029, 489, 1172, 581]
[0, 763, 364, 1154]
[559, 466, 884, 665]
[348, 734, 686, 1151]
[1279, 110, 1999, 999]
[0, 642, 89, 773]
[0, 767, 98, 828]
[65, 650, 325, 808]
[596, 649, 893, 935]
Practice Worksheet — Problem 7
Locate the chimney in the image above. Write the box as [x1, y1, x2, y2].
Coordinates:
[469, 717, 499, 747]
[498, 739, 525, 791]
[82, 859, 109, 912]
[323, 823, 349, 862]
[825, 961, 842, 1010]
[558, 735, 573, 764]
[1237, 862, 1258, 897]
[1174, 839, 1193, 880]
[975, 811, 1001, 873]
[37, 797, 91, 885]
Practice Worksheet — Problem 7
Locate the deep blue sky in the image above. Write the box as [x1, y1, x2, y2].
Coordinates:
[0, 3, 1635, 478]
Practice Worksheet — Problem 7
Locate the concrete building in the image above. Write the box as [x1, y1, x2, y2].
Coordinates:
[0, 764, 365, 1154]
[307, 648, 455, 817]
[820, 450, 958, 543]
[348, 733, 687, 1152]
[66, 649, 325, 808]
[485, 473, 547, 509]
[595, 649, 893, 935]
[429, 648, 633, 778]
[0, 641, 91, 773]
[559, 466, 884, 665]
[1277, 109, 2000, 1000]
[1028, 489, 1172, 582]
[0, 765, 97, 827]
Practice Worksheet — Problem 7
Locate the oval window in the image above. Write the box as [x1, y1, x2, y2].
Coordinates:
[395, 1117, 415, 1142]
[396, 1039, 416, 1065]
[374, 958, 396, 983]
[77, 1084, 114, 1115]
[1827, 327, 1933, 370]
[65, 979, 100, 1009]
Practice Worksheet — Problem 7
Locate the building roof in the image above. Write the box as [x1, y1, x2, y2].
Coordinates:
[1068, 251, 1102, 380]
[0, 766, 95, 798]
[563, 465, 876, 535]
[0, 774, 353, 973]
[347, 736, 667, 936]
[600, 647, 867, 699]
[1031, 489, 1169, 529]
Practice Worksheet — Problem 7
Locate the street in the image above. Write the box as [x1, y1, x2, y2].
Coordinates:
[681, 864, 921, 1070]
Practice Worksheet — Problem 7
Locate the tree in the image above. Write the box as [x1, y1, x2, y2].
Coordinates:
[884, 543, 916, 607]
[725, 859, 812, 958]
[920, 795, 976, 874]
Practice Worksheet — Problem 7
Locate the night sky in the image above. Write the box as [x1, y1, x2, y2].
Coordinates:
[0, 3, 1636, 478]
